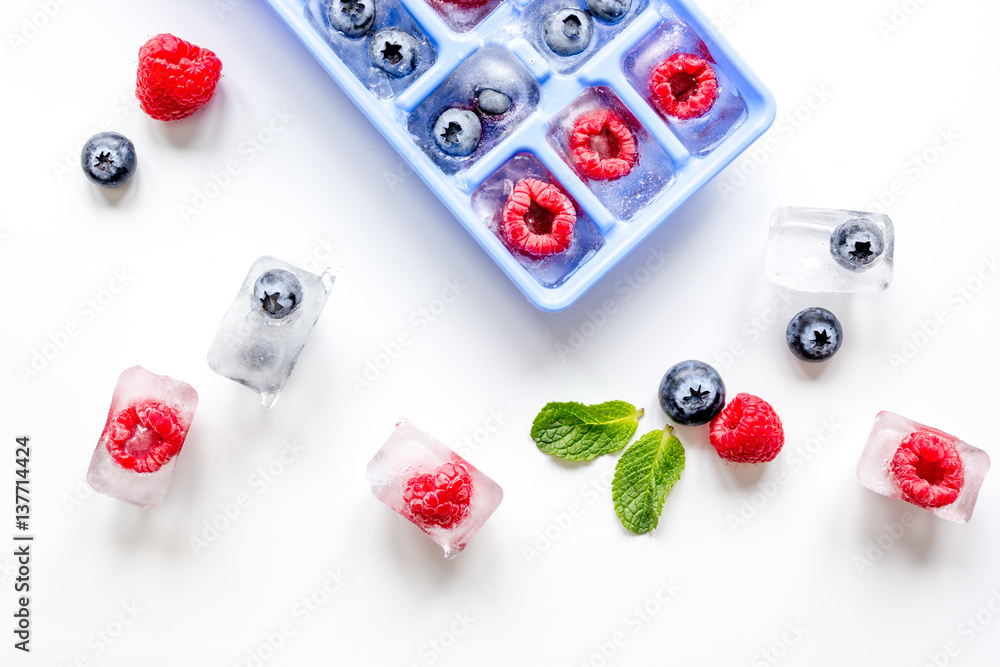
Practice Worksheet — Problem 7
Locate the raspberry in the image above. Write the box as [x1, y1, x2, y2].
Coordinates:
[709, 393, 784, 463]
[501, 178, 576, 256]
[569, 109, 638, 181]
[136, 33, 223, 121]
[649, 53, 719, 121]
[890, 430, 964, 509]
[105, 400, 186, 473]
[403, 462, 473, 529]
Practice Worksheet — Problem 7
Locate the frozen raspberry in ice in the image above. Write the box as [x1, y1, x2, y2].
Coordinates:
[569, 109, 638, 181]
[650, 53, 718, 120]
[367, 420, 503, 558]
[857, 411, 990, 522]
[87, 366, 198, 508]
[501, 178, 576, 256]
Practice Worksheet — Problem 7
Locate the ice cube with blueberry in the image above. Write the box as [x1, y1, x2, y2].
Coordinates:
[207, 256, 334, 407]
[366, 420, 503, 558]
[623, 20, 747, 157]
[87, 366, 198, 509]
[857, 411, 990, 523]
[766, 207, 894, 293]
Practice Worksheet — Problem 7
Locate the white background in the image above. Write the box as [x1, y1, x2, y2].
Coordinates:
[2, 0, 999, 665]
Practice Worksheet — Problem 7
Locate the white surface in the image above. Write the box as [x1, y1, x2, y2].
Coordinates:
[2, 0, 999, 664]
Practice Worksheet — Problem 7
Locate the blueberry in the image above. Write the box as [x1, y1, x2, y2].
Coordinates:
[830, 218, 885, 272]
[477, 88, 511, 115]
[786, 308, 843, 363]
[253, 269, 303, 319]
[658, 360, 726, 426]
[586, 0, 631, 24]
[80, 132, 136, 188]
[433, 108, 482, 157]
[368, 28, 419, 78]
[542, 8, 593, 57]
[327, 0, 375, 38]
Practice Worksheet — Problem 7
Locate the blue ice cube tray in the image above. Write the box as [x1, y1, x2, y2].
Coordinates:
[265, 0, 775, 310]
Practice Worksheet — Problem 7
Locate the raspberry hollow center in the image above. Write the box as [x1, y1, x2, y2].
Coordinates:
[668, 72, 698, 102]
[524, 200, 555, 236]
[588, 126, 621, 160]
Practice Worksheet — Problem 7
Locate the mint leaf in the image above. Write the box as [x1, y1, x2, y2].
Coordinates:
[531, 401, 644, 461]
[612, 427, 685, 534]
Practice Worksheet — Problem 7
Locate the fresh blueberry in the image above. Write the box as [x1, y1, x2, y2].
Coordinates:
[80, 132, 136, 188]
[253, 269, 303, 319]
[542, 8, 593, 57]
[786, 307, 843, 363]
[658, 360, 726, 426]
[830, 218, 885, 272]
[327, 0, 375, 38]
[433, 108, 482, 157]
[368, 28, 419, 78]
[586, 0, 631, 24]
[477, 88, 511, 115]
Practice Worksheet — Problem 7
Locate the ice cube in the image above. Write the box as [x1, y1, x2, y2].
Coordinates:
[766, 207, 894, 293]
[857, 411, 990, 523]
[366, 420, 503, 558]
[546, 86, 675, 220]
[470, 153, 604, 288]
[422, 0, 507, 34]
[207, 256, 334, 407]
[623, 21, 748, 157]
[87, 366, 198, 509]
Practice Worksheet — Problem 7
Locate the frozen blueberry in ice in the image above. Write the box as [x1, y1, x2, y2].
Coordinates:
[542, 9, 593, 57]
[253, 269, 303, 319]
[786, 307, 843, 363]
[368, 28, 420, 78]
[433, 108, 482, 157]
[658, 360, 726, 426]
[587, 0, 631, 24]
[81, 132, 136, 188]
[327, 0, 375, 38]
[830, 218, 885, 272]
[477, 88, 511, 115]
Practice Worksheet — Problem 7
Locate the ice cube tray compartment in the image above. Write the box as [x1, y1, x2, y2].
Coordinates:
[266, 0, 775, 310]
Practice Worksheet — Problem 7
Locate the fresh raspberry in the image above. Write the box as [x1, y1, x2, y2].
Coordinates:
[890, 430, 964, 509]
[403, 462, 473, 529]
[136, 33, 223, 121]
[105, 400, 187, 473]
[709, 393, 784, 463]
[569, 109, 638, 181]
[501, 178, 576, 256]
[649, 53, 719, 121]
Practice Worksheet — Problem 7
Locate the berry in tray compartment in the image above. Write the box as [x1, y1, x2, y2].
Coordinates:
[623, 21, 747, 157]
[546, 86, 675, 220]
[306, 0, 436, 100]
[471, 153, 604, 288]
[408, 45, 540, 175]
[523, 0, 649, 75]
[423, 0, 508, 34]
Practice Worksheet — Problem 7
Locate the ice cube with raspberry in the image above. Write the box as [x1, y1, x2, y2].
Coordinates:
[857, 411, 990, 523]
[87, 366, 199, 508]
[207, 256, 335, 408]
[366, 420, 503, 558]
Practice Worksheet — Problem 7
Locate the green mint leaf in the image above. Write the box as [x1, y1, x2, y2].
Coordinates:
[531, 401, 644, 462]
[612, 426, 685, 534]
